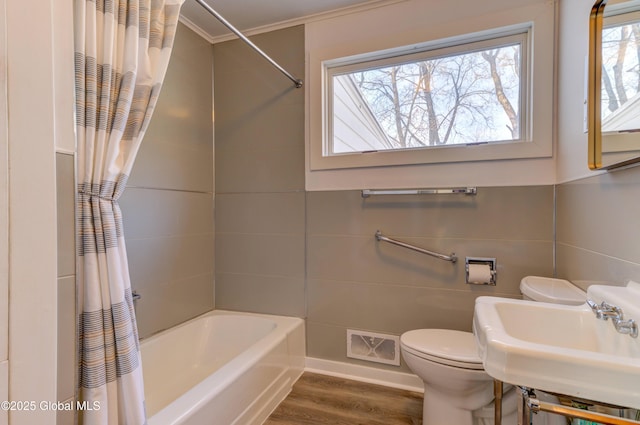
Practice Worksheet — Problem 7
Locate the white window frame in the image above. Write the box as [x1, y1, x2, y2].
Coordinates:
[308, 21, 554, 172]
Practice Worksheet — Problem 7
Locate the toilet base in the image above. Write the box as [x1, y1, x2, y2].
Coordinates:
[423, 391, 473, 425]
[422, 383, 523, 425]
[473, 386, 518, 425]
[422, 383, 493, 425]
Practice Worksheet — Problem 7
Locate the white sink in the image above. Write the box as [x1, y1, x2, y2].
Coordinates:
[473, 281, 640, 409]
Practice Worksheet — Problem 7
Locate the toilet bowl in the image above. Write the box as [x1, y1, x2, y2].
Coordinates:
[400, 329, 516, 425]
[400, 276, 586, 425]
[400, 329, 517, 425]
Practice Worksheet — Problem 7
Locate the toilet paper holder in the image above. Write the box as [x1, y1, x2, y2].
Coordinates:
[465, 257, 497, 285]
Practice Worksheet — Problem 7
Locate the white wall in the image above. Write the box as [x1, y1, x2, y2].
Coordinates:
[0, 0, 8, 423]
[5, 0, 62, 423]
[52, 0, 76, 154]
[305, 0, 557, 190]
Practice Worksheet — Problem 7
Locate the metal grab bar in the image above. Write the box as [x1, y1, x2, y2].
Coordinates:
[375, 230, 457, 263]
[193, 0, 303, 88]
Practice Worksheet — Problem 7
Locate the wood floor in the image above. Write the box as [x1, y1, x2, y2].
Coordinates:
[265, 372, 423, 425]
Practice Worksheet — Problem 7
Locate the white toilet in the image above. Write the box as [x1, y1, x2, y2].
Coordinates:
[400, 276, 586, 425]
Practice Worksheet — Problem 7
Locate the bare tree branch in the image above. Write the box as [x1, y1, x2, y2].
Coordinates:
[602, 64, 619, 113]
[481, 49, 519, 138]
[613, 26, 630, 105]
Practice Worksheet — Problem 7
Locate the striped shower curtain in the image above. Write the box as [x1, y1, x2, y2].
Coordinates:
[74, 0, 183, 423]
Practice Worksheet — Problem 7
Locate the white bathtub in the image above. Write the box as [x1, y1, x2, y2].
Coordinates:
[141, 310, 305, 425]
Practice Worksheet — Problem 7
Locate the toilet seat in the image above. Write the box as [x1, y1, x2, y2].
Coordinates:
[400, 329, 484, 370]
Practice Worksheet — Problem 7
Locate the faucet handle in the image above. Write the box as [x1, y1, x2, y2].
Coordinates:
[587, 299, 602, 319]
[599, 301, 623, 320]
[614, 318, 638, 338]
[600, 301, 618, 312]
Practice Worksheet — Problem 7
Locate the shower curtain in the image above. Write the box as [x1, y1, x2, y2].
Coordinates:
[74, 0, 183, 423]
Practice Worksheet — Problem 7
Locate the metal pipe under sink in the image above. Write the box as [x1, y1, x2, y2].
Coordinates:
[516, 387, 640, 425]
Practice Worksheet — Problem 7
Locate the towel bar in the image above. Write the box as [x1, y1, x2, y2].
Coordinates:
[362, 187, 477, 197]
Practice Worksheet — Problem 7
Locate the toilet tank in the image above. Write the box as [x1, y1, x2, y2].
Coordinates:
[519, 276, 586, 305]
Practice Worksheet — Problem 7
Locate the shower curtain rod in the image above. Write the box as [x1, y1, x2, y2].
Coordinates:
[193, 0, 304, 88]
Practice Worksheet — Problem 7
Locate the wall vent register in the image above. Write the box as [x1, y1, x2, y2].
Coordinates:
[346, 329, 400, 366]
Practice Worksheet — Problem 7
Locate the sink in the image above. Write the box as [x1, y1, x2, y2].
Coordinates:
[473, 281, 640, 409]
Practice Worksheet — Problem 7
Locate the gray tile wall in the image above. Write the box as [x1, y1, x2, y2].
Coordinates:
[212, 24, 555, 372]
[56, 152, 76, 425]
[556, 165, 640, 290]
[306, 188, 554, 371]
[120, 22, 215, 338]
[213, 25, 306, 317]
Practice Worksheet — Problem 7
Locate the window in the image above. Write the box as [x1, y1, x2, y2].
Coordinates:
[328, 31, 528, 155]
[601, 11, 640, 133]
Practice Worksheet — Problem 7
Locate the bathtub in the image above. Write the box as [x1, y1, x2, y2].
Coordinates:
[141, 310, 305, 425]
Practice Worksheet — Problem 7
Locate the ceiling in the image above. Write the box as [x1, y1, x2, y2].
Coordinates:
[180, 0, 378, 40]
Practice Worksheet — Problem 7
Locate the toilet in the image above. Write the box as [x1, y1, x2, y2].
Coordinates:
[519, 275, 586, 305]
[400, 276, 586, 425]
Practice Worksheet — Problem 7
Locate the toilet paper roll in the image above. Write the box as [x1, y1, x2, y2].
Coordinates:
[467, 263, 493, 284]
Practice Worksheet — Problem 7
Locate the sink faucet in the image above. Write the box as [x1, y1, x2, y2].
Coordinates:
[586, 299, 638, 338]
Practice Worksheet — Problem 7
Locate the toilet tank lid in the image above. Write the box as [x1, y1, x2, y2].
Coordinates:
[520, 276, 586, 305]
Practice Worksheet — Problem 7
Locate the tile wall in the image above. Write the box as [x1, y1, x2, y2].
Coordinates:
[556, 165, 640, 289]
[56, 152, 76, 425]
[120, 22, 215, 338]
[305, 188, 554, 370]
[213, 25, 306, 317]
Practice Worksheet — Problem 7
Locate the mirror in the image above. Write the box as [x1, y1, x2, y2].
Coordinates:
[588, 0, 640, 169]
